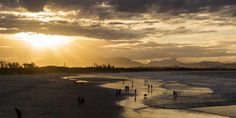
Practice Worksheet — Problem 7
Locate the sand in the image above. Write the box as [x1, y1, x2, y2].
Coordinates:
[192, 105, 236, 118]
[0, 73, 124, 118]
[79, 71, 236, 118]
[0, 71, 235, 118]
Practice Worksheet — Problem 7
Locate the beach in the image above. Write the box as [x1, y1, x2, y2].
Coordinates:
[0, 71, 236, 118]
[0, 73, 124, 118]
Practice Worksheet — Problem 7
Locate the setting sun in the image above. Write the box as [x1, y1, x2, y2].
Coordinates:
[14, 32, 74, 49]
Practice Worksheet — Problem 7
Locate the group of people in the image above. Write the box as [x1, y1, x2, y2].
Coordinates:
[115, 89, 122, 96]
[78, 96, 85, 106]
[119, 80, 180, 102]
[144, 80, 149, 86]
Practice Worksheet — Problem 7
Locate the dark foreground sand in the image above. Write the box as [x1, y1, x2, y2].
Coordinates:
[0, 73, 124, 118]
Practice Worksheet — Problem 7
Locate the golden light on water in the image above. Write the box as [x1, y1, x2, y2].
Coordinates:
[14, 32, 74, 49]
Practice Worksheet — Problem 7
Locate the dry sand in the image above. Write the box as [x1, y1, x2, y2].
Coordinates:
[0, 73, 124, 118]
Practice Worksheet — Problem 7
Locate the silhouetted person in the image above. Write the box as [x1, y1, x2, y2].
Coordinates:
[148, 85, 150, 89]
[134, 89, 137, 95]
[173, 91, 178, 100]
[118, 89, 122, 95]
[14, 107, 22, 118]
[81, 97, 85, 105]
[144, 94, 147, 100]
[78, 96, 81, 106]
[116, 89, 119, 96]
[151, 85, 153, 89]
[125, 86, 129, 92]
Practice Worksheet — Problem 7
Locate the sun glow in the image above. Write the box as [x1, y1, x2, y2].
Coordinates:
[14, 32, 74, 49]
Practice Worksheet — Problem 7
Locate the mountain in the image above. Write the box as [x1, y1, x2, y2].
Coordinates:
[95, 57, 236, 69]
[94, 57, 144, 67]
[188, 61, 225, 68]
[147, 58, 236, 69]
[147, 58, 183, 67]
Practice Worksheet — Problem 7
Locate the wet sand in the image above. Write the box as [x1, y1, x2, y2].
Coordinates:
[101, 79, 227, 118]
[192, 105, 236, 118]
[83, 71, 236, 118]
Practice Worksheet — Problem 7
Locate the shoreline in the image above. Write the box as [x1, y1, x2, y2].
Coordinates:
[1, 72, 235, 118]
[91, 72, 235, 118]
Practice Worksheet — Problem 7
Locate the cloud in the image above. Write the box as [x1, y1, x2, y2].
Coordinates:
[0, 11, 152, 40]
[1, 0, 236, 13]
[102, 41, 236, 60]
[20, 0, 47, 12]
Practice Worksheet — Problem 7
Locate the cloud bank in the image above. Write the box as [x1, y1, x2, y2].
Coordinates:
[1, 0, 236, 13]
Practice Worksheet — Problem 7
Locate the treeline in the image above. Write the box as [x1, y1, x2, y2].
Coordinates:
[0, 62, 157, 74]
[0, 61, 235, 75]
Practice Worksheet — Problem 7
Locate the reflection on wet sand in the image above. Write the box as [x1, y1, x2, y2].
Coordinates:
[102, 79, 227, 118]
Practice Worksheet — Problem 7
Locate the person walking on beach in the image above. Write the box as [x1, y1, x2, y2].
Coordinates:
[173, 91, 178, 100]
[134, 89, 137, 95]
[14, 107, 22, 118]
[132, 80, 134, 88]
[81, 97, 85, 105]
[78, 96, 81, 106]
[119, 89, 122, 95]
[116, 89, 119, 96]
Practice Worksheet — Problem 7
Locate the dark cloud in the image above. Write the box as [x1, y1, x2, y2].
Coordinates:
[20, 0, 47, 12]
[111, 0, 236, 13]
[0, 0, 47, 11]
[1, 0, 236, 13]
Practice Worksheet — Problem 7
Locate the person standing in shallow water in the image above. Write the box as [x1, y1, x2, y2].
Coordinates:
[118, 89, 122, 95]
[14, 107, 22, 118]
[116, 89, 119, 97]
[173, 91, 178, 100]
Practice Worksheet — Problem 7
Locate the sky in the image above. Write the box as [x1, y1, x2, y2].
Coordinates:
[0, 0, 236, 66]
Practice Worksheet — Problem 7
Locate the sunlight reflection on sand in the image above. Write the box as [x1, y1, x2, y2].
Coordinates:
[63, 73, 229, 118]
[102, 79, 227, 118]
